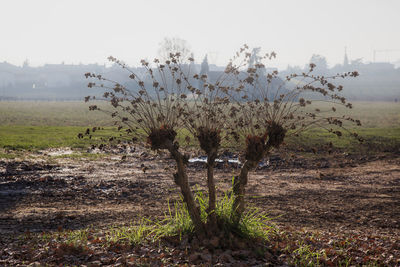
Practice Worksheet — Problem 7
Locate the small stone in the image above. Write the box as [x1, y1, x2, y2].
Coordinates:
[219, 252, 234, 263]
[88, 260, 101, 267]
[100, 256, 112, 264]
[200, 252, 212, 262]
[232, 250, 250, 259]
[116, 256, 124, 263]
[191, 237, 200, 249]
[180, 237, 189, 247]
[189, 252, 200, 263]
[209, 236, 220, 248]
[32, 252, 44, 261]
[235, 240, 246, 249]
[28, 262, 41, 267]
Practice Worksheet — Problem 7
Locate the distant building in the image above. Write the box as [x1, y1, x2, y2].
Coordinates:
[0, 54, 398, 101]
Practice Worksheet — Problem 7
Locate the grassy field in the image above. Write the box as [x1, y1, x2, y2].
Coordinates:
[285, 127, 400, 153]
[0, 101, 399, 128]
[0, 126, 121, 150]
[0, 101, 399, 154]
[0, 101, 114, 126]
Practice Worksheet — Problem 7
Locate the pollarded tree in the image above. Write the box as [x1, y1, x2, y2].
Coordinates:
[222, 45, 361, 223]
[84, 46, 361, 239]
[84, 53, 232, 237]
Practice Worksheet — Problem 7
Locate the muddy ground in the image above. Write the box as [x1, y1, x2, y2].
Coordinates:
[1, 148, 399, 239]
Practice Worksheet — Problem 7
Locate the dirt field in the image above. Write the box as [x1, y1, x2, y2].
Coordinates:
[1, 148, 399, 233]
[1, 148, 399, 265]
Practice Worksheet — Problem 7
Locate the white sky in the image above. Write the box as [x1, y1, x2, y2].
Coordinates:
[1, 0, 400, 69]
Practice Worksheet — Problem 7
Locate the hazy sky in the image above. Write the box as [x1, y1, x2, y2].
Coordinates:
[1, 0, 400, 69]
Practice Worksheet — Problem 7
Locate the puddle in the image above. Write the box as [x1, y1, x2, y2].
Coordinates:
[189, 156, 270, 168]
[189, 156, 242, 165]
[46, 149, 74, 157]
[98, 188, 115, 194]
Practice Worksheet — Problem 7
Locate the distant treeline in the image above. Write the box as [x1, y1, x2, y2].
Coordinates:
[0, 58, 399, 101]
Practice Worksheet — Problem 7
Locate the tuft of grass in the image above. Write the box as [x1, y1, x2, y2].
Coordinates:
[154, 197, 195, 239]
[106, 219, 153, 245]
[155, 186, 277, 242]
[291, 241, 325, 266]
[213, 186, 277, 241]
[62, 228, 90, 245]
[35, 222, 152, 248]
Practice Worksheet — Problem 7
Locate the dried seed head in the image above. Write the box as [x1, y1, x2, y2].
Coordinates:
[266, 122, 286, 148]
[245, 134, 267, 162]
[196, 127, 221, 154]
[147, 125, 177, 150]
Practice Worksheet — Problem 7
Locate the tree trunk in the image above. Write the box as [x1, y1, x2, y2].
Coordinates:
[232, 141, 274, 225]
[206, 150, 218, 229]
[164, 141, 206, 236]
[231, 159, 258, 224]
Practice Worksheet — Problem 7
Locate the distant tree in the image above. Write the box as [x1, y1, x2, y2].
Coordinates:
[286, 64, 303, 73]
[200, 55, 209, 75]
[23, 59, 29, 68]
[351, 58, 363, 67]
[158, 37, 192, 62]
[198, 55, 209, 90]
[189, 52, 196, 70]
[248, 47, 261, 68]
[309, 54, 328, 75]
